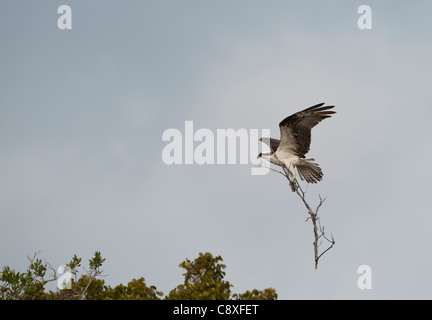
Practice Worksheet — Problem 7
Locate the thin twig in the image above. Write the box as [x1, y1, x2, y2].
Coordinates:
[43, 259, 58, 283]
[263, 162, 335, 269]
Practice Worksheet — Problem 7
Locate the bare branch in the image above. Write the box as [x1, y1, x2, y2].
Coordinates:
[79, 265, 107, 300]
[26, 251, 41, 271]
[268, 167, 335, 269]
[43, 259, 58, 283]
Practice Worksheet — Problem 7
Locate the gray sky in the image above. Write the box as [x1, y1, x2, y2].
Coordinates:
[1, 0, 432, 299]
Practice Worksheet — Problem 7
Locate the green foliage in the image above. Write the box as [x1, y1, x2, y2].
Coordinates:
[88, 251, 105, 273]
[232, 288, 278, 300]
[0, 256, 48, 300]
[67, 254, 82, 277]
[0, 251, 277, 300]
[107, 277, 164, 300]
[167, 252, 232, 300]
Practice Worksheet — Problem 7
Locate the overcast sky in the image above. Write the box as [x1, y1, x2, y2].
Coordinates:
[1, 1, 432, 299]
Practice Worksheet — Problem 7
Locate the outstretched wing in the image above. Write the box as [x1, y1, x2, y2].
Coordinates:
[259, 137, 280, 154]
[278, 103, 335, 158]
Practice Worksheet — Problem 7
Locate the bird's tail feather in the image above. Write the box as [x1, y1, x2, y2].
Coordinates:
[296, 159, 323, 184]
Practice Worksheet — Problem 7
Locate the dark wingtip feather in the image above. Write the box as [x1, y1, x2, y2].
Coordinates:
[318, 111, 336, 115]
[303, 103, 325, 111]
[313, 106, 335, 112]
[302, 103, 336, 114]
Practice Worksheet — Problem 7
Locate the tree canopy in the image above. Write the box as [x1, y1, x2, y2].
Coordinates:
[0, 251, 277, 300]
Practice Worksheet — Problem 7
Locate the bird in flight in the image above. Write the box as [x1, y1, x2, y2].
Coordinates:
[258, 103, 336, 191]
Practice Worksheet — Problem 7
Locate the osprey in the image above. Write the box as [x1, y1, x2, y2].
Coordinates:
[258, 103, 335, 191]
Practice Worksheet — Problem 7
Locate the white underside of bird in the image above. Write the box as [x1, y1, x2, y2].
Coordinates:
[258, 103, 335, 191]
[260, 149, 320, 190]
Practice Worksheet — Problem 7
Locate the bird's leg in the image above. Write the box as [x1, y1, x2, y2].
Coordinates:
[289, 163, 299, 192]
[289, 178, 297, 192]
[288, 178, 295, 192]
[283, 161, 298, 192]
[275, 155, 298, 192]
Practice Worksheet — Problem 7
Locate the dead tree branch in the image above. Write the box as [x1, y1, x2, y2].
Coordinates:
[267, 166, 335, 269]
